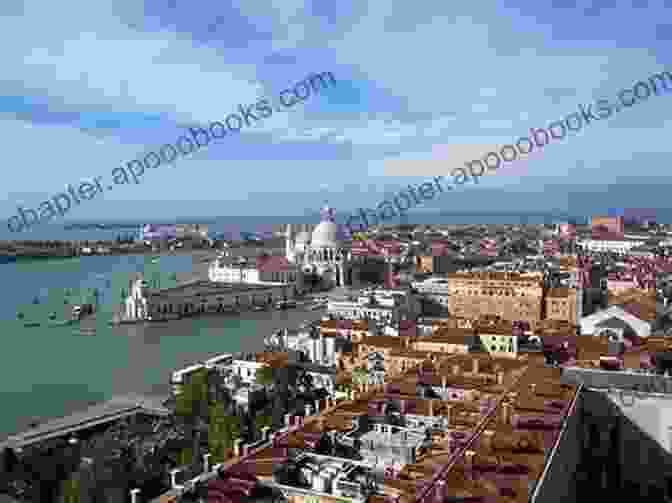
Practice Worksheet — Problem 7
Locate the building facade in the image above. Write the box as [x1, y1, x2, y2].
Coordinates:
[545, 287, 579, 326]
[446, 272, 544, 329]
[285, 205, 352, 289]
[591, 216, 625, 235]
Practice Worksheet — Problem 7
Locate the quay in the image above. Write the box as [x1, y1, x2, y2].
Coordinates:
[0, 393, 170, 451]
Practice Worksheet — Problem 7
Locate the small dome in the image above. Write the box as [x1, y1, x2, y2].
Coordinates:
[311, 221, 339, 248]
[295, 231, 311, 244]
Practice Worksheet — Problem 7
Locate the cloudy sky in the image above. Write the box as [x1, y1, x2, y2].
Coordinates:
[2, 0, 671, 226]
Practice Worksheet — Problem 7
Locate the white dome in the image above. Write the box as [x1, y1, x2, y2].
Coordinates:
[311, 221, 339, 248]
[295, 231, 311, 244]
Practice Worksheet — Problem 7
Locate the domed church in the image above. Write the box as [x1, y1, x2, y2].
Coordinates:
[286, 205, 352, 288]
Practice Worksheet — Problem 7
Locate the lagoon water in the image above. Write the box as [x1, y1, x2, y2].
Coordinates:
[0, 254, 324, 440]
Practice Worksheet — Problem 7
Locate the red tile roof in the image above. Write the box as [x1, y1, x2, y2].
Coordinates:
[255, 255, 295, 273]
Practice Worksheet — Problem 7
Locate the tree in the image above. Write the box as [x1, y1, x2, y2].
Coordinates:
[255, 365, 274, 393]
[254, 415, 273, 441]
[209, 403, 241, 463]
[174, 368, 210, 470]
[351, 367, 368, 389]
[61, 477, 80, 503]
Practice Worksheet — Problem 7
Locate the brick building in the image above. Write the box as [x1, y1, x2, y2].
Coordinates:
[446, 272, 545, 329]
[545, 287, 579, 326]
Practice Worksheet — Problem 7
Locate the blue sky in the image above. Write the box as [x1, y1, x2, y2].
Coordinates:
[1, 0, 671, 224]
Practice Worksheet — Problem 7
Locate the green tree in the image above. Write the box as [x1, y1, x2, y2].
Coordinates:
[209, 402, 241, 463]
[61, 478, 80, 503]
[175, 368, 210, 469]
[352, 367, 368, 388]
[255, 365, 274, 392]
[254, 414, 273, 441]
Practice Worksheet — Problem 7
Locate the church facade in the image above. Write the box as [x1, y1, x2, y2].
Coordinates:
[285, 205, 353, 289]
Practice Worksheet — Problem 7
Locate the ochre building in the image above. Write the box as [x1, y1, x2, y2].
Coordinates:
[446, 272, 544, 329]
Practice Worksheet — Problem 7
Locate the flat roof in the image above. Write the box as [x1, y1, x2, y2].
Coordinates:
[148, 280, 288, 299]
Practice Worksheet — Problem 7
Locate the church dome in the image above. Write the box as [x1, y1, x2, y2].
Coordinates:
[311, 221, 339, 248]
[295, 231, 311, 244]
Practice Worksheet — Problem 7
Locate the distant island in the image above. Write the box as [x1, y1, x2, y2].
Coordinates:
[63, 223, 142, 230]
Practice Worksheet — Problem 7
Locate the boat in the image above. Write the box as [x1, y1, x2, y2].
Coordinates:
[49, 319, 73, 327]
[23, 321, 41, 327]
[0, 255, 17, 264]
[150, 256, 160, 263]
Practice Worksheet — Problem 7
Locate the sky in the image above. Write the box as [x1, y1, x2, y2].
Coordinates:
[1, 0, 672, 227]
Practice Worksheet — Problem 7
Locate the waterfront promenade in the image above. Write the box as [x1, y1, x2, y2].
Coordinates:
[0, 393, 170, 450]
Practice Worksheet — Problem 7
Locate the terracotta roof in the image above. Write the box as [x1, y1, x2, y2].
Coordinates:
[255, 255, 295, 272]
[360, 335, 406, 349]
[546, 287, 572, 299]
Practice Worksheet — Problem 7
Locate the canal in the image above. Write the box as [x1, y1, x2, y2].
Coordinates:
[0, 253, 325, 440]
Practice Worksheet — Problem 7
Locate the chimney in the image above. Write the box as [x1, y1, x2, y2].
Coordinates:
[434, 480, 446, 503]
[130, 488, 141, 503]
[234, 438, 243, 457]
[481, 430, 495, 453]
[452, 364, 460, 375]
[530, 383, 537, 394]
[445, 405, 453, 425]
[496, 372, 504, 385]
[429, 399, 434, 417]
[464, 449, 476, 467]
[305, 404, 312, 417]
[501, 403, 511, 424]
[441, 376, 447, 390]
[315, 399, 321, 414]
[472, 358, 479, 374]
[203, 453, 211, 473]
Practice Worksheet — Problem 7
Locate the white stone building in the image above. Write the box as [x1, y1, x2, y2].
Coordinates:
[285, 205, 352, 288]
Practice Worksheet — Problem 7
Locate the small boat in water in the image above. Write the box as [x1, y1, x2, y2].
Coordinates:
[24, 321, 41, 327]
[49, 319, 73, 327]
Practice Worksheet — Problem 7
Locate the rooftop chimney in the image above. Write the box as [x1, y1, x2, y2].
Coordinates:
[445, 404, 453, 425]
[472, 358, 479, 374]
[452, 364, 460, 375]
[434, 480, 446, 503]
[234, 438, 243, 457]
[130, 488, 141, 503]
[496, 372, 504, 385]
[530, 383, 537, 394]
[464, 449, 476, 467]
[442, 376, 447, 389]
[429, 399, 434, 417]
[501, 403, 511, 424]
[481, 430, 495, 453]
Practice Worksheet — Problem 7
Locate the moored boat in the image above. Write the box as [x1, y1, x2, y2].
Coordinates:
[0, 255, 17, 264]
